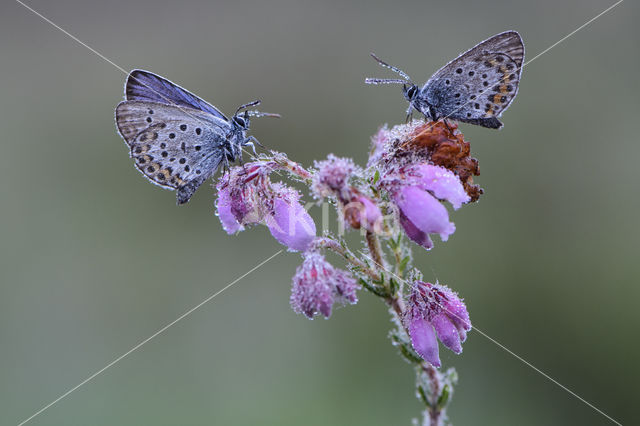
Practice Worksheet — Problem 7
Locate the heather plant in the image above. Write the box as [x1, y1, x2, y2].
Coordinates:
[215, 119, 481, 425]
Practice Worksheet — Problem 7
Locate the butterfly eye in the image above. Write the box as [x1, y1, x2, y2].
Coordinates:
[233, 116, 246, 128]
[403, 85, 418, 101]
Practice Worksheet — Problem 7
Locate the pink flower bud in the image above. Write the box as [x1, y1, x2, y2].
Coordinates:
[405, 281, 472, 366]
[290, 252, 360, 319]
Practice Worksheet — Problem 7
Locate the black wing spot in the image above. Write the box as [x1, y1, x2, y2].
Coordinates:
[196, 170, 201, 174]
[483, 81, 489, 87]
[482, 73, 488, 79]
[134, 146, 143, 154]
[509, 73, 517, 80]
[146, 117, 152, 123]
[148, 109, 154, 114]
[195, 128, 202, 135]
[195, 145, 202, 151]
[147, 165, 156, 173]
[485, 103, 492, 112]
[170, 157, 175, 162]
[445, 79, 450, 85]
[501, 96, 508, 103]
[180, 124, 187, 131]
[474, 103, 480, 109]
[161, 151, 168, 158]
[184, 165, 190, 172]
[169, 133, 176, 139]
[470, 95, 476, 100]
[160, 143, 166, 149]
[468, 71, 475, 76]
[506, 85, 513, 92]
[456, 68, 463, 74]
[454, 93, 460, 98]
[157, 173, 165, 180]
[484, 61, 492, 68]
[179, 158, 186, 164]
[466, 112, 472, 117]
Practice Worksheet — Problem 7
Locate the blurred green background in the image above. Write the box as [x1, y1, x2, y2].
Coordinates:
[1, 0, 638, 425]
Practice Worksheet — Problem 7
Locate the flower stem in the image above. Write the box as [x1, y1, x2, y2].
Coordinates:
[313, 237, 381, 282]
[365, 231, 386, 271]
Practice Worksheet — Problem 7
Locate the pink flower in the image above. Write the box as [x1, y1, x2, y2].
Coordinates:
[312, 154, 383, 234]
[384, 164, 469, 249]
[410, 164, 470, 210]
[312, 154, 356, 201]
[216, 184, 244, 234]
[266, 192, 316, 252]
[344, 193, 383, 233]
[394, 185, 455, 245]
[404, 281, 471, 367]
[290, 252, 360, 319]
[215, 162, 316, 252]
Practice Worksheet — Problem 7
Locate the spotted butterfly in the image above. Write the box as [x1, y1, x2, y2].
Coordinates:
[366, 31, 524, 129]
[115, 70, 278, 204]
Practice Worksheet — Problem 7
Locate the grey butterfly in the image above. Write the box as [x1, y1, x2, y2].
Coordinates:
[115, 70, 278, 204]
[366, 31, 524, 129]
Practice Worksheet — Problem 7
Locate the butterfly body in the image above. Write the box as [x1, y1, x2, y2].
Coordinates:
[367, 31, 524, 129]
[115, 70, 277, 204]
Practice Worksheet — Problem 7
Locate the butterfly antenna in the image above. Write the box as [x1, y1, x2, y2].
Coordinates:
[369, 53, 412, 81]
[246, 110, 281, 119]
[365, 78, 408, 85]
[235, 100, 261, 116]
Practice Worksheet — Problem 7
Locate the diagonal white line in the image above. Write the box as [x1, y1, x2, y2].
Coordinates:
[357, 251, 622, 426]
[470, 326, 622, 425]
[14, 0, 269, 168]
[16, 250, 283, 426]
[15, 0, 128, 74]
[523, 0, 624, 67]
[13, 0, 626, 424]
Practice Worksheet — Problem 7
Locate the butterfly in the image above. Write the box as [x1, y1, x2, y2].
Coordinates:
[366, 31, 524, 129]
[115, 70, 278, 204]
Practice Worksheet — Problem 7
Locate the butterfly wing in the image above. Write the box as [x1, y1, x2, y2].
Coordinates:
[125, 70, 229, 121]
[115, 100, 231, 204]
[422, 31, 524, 128]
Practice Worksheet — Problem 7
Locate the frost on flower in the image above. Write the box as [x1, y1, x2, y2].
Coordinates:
[404, 281, 471, 367]
[312, 154, 382, 233]
[290, 252, 360, 319]
[215, 162, 316, 252]
[369, 121, 481, 249]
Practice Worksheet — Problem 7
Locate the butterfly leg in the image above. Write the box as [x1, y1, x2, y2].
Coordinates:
[442, 117, 454, 133]
[243, 139, 260, 158]
[405, 105, 414, 123]
[246, 135, 264, 149]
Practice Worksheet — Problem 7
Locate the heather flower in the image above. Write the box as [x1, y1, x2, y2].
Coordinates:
[404, 281, 471, 367]
[312, 154, 356, 201]
[343, 193, 383, 233]
[367, 125, 390, 167]
[265, 188, 316, 252]
[312, 154, 383, 234]
[215, 162, 316, 252]
[369, 120, 476, 249]
[290, 252, 360, 319]
[409, 164, 470, 210]
[393, 185, 456, 245]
